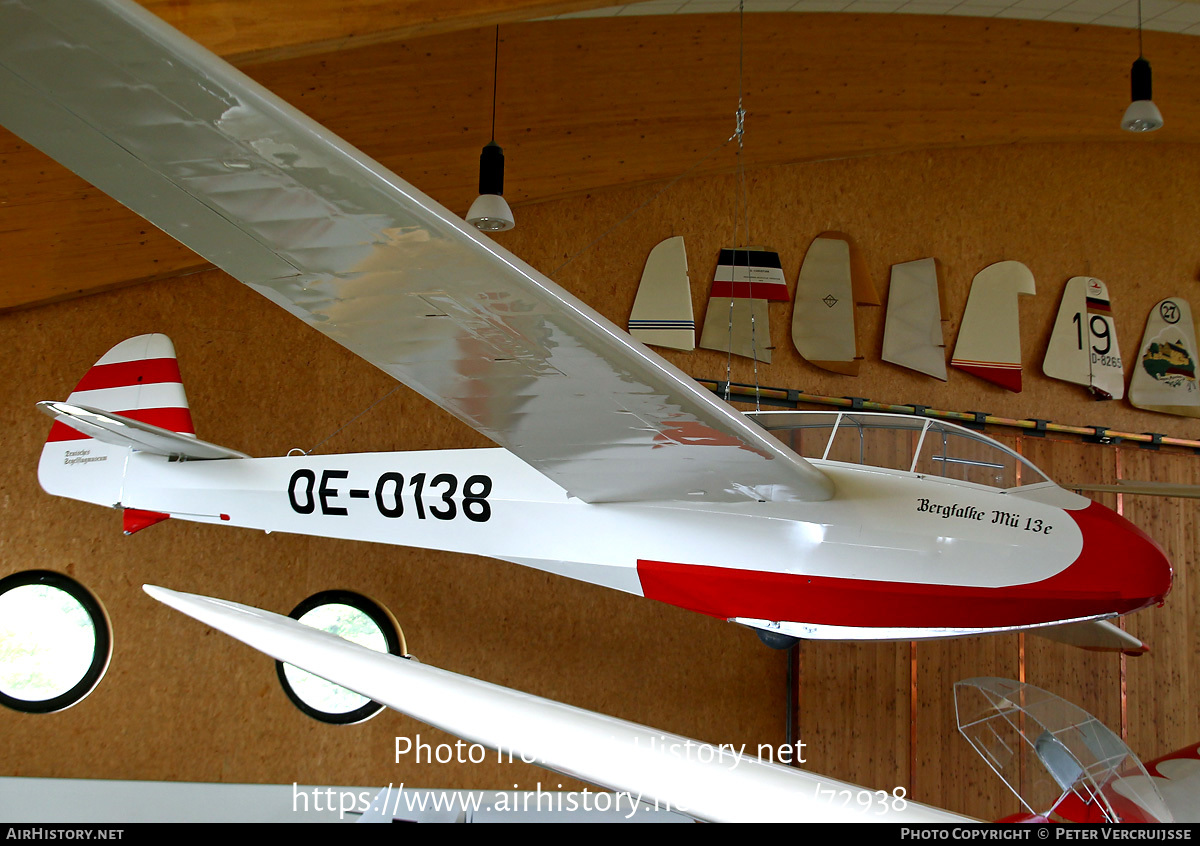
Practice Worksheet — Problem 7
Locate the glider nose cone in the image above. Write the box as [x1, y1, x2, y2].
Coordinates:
[1069, 501, 1172, 612]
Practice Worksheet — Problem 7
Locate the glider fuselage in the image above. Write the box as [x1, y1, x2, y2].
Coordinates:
[85, 443, 1169, 641]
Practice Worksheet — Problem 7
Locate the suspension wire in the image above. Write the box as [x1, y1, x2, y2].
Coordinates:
[724, 5, 743, 401]
[1138, 0, 1144, 56]
[304, 384, 404, 455]
[491, 26, 500, 141]
[724, 0, 761, 410]
[739, 1, 761, 411]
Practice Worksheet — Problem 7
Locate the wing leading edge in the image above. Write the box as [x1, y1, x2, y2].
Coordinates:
[145, 584, 973, 823]
[0, 0, 831, 505]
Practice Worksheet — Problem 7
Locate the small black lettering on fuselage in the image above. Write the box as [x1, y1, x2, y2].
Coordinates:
[916, 498, 985, 521]
[916, 498, 1054, 535]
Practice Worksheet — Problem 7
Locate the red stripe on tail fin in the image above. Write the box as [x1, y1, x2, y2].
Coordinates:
[73, 358, 183, 393]
[48, 407, 196, 442]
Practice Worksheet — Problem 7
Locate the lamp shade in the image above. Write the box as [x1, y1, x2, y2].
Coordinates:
[1122, 57, 1163, 132]
[467, 193, 514, 232]
[467, 141, 514, 231]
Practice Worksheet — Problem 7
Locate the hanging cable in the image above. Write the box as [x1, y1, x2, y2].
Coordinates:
[724, 1, 762, 410]
[303, 384, 404, 455]
[491, 25, 499, 142]
[1138, 0, 1143, 57]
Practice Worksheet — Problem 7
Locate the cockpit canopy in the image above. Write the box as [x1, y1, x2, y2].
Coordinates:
[954, 677, 1173, 823]
[748, 411, 1051, 490]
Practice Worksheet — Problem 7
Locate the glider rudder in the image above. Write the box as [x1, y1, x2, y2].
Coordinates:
[37, 334, 194, 515]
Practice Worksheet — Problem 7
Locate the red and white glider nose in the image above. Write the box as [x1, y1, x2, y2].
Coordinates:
[1060, 501, 1173, 615]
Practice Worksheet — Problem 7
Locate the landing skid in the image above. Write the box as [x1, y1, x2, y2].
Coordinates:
[754, 628, 800, 650]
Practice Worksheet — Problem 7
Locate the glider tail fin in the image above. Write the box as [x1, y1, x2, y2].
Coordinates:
[37, 334, 195, 510]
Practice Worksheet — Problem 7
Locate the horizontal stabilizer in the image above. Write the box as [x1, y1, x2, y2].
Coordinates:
[37, 402, 247, 461]
[1033, 618, 1148, 655]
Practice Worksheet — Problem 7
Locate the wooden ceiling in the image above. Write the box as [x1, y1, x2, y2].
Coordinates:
[141, 0, 640, 64]
[3, 0, 1200, 311]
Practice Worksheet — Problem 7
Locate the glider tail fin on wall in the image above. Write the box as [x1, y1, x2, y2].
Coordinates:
[37, 334, 196, 512]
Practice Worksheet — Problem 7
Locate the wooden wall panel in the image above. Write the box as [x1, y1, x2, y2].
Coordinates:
[797, 642, 910, 797]
[915, 636, 1021, 821]
[1121, 449, 1200, 765]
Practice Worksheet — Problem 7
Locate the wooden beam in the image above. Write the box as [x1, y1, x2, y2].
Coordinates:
[138, 0, 651, 64]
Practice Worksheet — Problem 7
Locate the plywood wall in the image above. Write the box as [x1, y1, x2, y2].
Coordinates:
[509, 140, 1200, 442]
[1, 138, 1197, 821]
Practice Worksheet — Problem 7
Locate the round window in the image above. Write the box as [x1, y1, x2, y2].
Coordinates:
[0, 571, 111, 714]
[275, 590, 404, 725]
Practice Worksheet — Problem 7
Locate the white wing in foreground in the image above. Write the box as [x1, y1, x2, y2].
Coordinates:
[0, 0, 830, 505]
[144, 584, 973, 823]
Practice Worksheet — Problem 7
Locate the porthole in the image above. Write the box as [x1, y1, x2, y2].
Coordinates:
[275, 590, 404, 725]
[0, 571, 111, 714]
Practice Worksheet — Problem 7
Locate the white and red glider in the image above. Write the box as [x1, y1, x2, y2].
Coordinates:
[3, 0, 1171, 649]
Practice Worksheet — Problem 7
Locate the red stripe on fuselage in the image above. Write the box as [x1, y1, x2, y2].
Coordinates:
[637, 501, 1170, 628]
[72, 358, 182, 393]
[48, 407, 196, 442]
